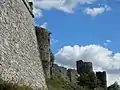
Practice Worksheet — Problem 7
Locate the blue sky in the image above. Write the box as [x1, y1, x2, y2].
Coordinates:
[33, 0, 120, 86]
[35, 4, 120, 54]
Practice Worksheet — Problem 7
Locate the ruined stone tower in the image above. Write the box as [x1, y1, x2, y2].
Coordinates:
[0, 0, 48, 89]
[76, 60, 93, 74]
[96, 71, 107, 89]
[35, 26, 51, 79]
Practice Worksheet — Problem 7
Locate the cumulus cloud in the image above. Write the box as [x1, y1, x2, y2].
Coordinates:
[84, 5, 111, 16]
[55, 45, 120, 86]
[33, 0, 98, 18]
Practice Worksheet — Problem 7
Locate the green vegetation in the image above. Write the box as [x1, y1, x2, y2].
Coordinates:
[47, 76, 105, 90]
[108, 82, 120, 90]
[78, 71, 98, 89]
[47, 76, 81, 90]
[0, 79, 33, 90]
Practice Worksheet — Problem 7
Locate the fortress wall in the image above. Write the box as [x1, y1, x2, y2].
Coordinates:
[76, 60, 93, 74]
[0, 0, 47, 89]
[96, 71, 107, 89]
[67, 69, 79, 84]
[35, 26, 51, 79]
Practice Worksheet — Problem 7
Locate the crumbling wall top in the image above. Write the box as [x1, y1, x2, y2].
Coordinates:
[76, 60, 93, 74]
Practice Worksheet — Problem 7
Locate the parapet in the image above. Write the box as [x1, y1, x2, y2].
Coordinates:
[76, 60, 93, 74]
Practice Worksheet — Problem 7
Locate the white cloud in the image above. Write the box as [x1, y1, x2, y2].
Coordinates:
[55, 45, 120, 86]
[84, 5, 111, 16]
[50, 39, 58, 45]
[33, 0, 98, 18]
[33, 8, 43, 18]
[106, 40, 112, 43]
[40, 22, 47, 28]
[78, 0, 97, 4]
[84, 7, 105, 16]
[104, 39, 112, 46]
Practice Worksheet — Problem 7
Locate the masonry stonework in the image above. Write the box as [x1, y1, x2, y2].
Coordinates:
[96, 71, 107, 89]
[0, 0, 47, 90]
[76, 60, 93, 74]
[35, 26, 51, 79]
[67, 69, 79, 84]
[52, 64, 69, 81]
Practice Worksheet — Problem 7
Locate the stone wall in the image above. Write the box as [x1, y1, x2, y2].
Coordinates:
[0, 0, 47, 90]
[52, 64, 69, 81]
[76, 60, 93, 74]
[67, 69, 79, 84]
[52, 64, 79, 83]
[51, 60, 107, 89]
[35, 26, 51, 79]
[96, 71, 107, 89]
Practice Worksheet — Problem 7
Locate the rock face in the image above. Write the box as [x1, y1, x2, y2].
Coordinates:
[96, 71, 107, 89]
[76, 60, 93, 74]
[0, 0, 47, 90]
